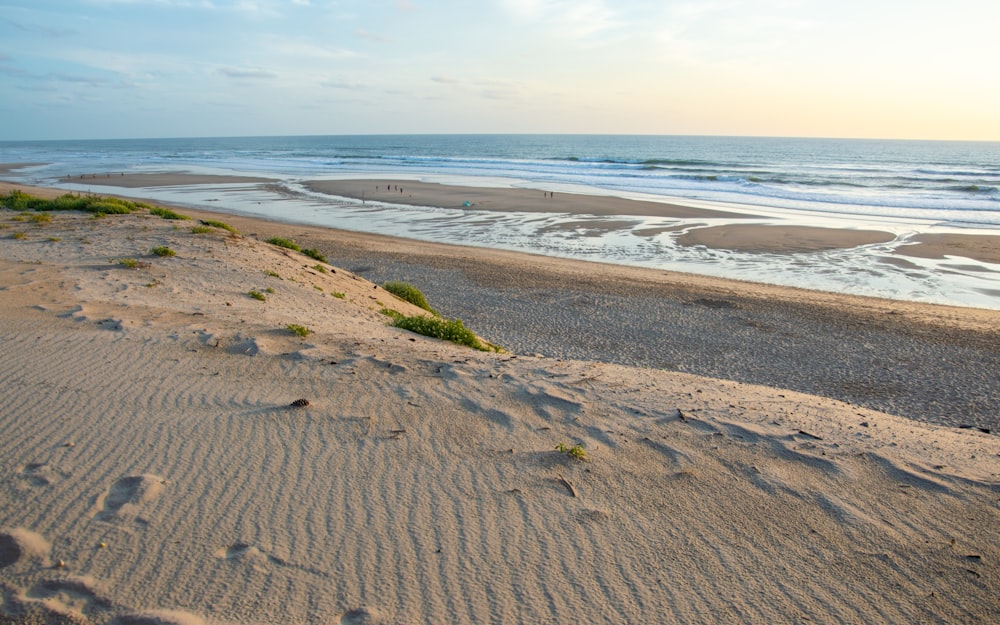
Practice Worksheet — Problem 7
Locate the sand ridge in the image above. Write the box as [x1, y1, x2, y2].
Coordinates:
[1, 201, 999, 624]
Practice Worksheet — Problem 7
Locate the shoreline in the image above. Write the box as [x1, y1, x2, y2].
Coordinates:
[2, 182, 999, 625]
[4, 180, 997, 429]
[31, 171, 1000, 266]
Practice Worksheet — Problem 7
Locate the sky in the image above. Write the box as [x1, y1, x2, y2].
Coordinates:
[1, 0, 998, 141]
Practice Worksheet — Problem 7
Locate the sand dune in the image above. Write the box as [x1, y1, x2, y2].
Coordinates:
[1, 200, 998, 624]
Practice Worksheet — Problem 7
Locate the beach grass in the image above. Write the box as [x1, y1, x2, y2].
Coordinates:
[384, 311, 489, 351]
[1, 190, 147, 215]
[198, 219, 239, 234]
[303, 248, 327, 263]
[150, 245, 176, 257]
[248, 290, 267, 301]
[149, 207, 190, 220]
[286, 324, 310, 337]
[266, 237, 301, 252]
[383, 281, 438, 315]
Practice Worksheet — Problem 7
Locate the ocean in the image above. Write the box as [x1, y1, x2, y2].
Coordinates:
[2, 134, 999, 308]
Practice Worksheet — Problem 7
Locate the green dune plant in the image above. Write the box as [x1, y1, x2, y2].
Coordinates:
[303, 248, 327, 263]
[199, 219, 239, 233]
[382, 281, 437, 315]
[149, 207, 190, 220]
[385, 312, 491, 351]
[266, 237, 301, 252]
[150, 245, 176, 257]
[0, 190, 145, 215]
[286, 324, 310, 337]
[556, 442, 588, 461]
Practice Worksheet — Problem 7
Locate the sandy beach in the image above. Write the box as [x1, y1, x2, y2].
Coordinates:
[2, 183, 999, 624]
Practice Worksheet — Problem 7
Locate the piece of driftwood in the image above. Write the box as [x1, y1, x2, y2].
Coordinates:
[557, 474, 577, 498]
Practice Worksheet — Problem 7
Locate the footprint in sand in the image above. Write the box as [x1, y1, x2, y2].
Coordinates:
[0, 527, 51, 568]
[215, 542, 270, 571]
[27, 577, 113, 618]
[20, 462, 58, 487]
[339, 606, 394, 625]
[215, 542, 329, 578]
[94, 474, 165, 522]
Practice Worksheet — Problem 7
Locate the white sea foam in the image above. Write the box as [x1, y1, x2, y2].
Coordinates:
[3, 134, 999, 308]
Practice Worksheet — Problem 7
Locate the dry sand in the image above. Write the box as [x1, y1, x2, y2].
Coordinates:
[1, 187, 999, 624]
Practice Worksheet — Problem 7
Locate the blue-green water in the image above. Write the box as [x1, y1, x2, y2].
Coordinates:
[2, 134, 999, 307]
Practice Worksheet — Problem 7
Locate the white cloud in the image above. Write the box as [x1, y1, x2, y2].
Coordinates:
[356, 29, 392, 43]
[218, 66, 277, 79]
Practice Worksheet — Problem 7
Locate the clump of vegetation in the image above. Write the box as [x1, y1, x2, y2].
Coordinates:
[30, 213, 52, 224]
[303, 248, 327, 263]
[190, 225, 214, 234]
[311, 264, 327, 274]
[248, 290, 267, 301]
[332, 291, 346, 299]
[0, 190, 144, 215]
[266, 237, 301, 252]
[264, 270, 282, 279]
[385, 312, 489, 351]
[149, 207, 190, 220]
[47, 236, 61, 242]
[264, 287, 275, 294]
[555, 442, 588, 461]
[382, 281, 437, 315]
[199, 219, 239, 234]
[150, 245, 176, 257]
[286, 324, 310, 337]
[114, 257, 150, 269]
[11, 231, 27, 240]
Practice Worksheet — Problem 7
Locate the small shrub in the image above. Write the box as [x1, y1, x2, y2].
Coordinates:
[47, 236, 61, 242]
[332, 291, 346, 299]
[266, 237, 300, 252]
[30, 213, 52, 224]
[390, 314, 486, 350]
[11, 215, 26, 222]
[312, 264, 327, 274]
[12, 231, 27, 240]
[303, 248, 327, 263]
[114, 257, 149, 269]
[149, 207, 189, 220]
[248, 290, 267, 301]
[382, 281, 437, 315]
[190, 225, 213, 234]
[264, 270, 281, 278]
[86, 199, 133, 215]
[199, 219, 239, 233]
[150, 245, 176, 257]
[264, 287, 275, 294]
[556, 442, 588, 461]
[286, 324, 310, 337]
[0, 191, 142, 215]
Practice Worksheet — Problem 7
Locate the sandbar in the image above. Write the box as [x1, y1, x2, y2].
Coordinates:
[305, 178, 748, 219]
[59, 171, 272, 187]
[896, 232, 1000, 265]
[675, 224, 897, 253]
